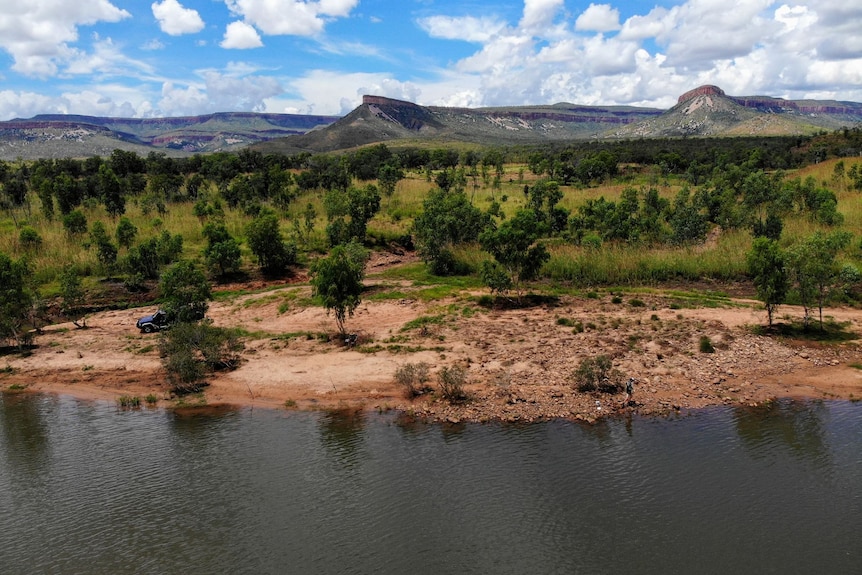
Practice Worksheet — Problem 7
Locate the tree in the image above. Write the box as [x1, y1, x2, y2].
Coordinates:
[62, 209, 88, 236]
[115, 217, 138, 250]
[377, 163, 404, 197]
[310, 241, 368, 337]
[746, 237, 788, 327]
[202, 221, 242, 278]
[788, 231, 851, 330]
[159, 260, 212, 324]
[245, 209, 296, 275]
[159, 321, 243, 394]
[412, 188, 490, 275]
[325, 185, 381, 246]
[0, 252, 33, 350]
[89, 221, 118, 274]
[479, 209, 550, 298]
[59, 264, 86, 328]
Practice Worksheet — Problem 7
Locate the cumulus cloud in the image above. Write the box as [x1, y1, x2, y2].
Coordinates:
[158, 71, 283, 115]
[221, 21, 263, 49]
[0, 0, 130, 77]
[152, 0, 205, 36]
[418, 15, 508, 43]
[409, 0, 862, 109]
[224, 0, 359, 37]
[575, 4, 621, 32]
[0, 88, 140, 120]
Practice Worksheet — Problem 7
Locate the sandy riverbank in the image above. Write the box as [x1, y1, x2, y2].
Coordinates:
[4, 279, 862, 422]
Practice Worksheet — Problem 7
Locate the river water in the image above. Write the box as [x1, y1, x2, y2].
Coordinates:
[1, 393, 860, 574]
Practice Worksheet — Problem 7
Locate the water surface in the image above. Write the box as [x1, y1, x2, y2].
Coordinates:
[1, 394, 860, 574]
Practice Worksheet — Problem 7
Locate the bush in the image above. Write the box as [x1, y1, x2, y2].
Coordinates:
[699, 335, 715, 353]
[18, 226, 42, 250]
[394, 362, 431, 398]
[437, 364, 468, 402]
[571, 354, 623, 393]
[159, 321, 244, 394]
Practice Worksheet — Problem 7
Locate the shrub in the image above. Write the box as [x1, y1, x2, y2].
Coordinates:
[394, 362, 431, 398]
[571, 354, 623, 393]
[437, 364, 468, 402]
[19, 226, 42, 250]
[159, 321, 244, 394]
[699, 335, 715, 353]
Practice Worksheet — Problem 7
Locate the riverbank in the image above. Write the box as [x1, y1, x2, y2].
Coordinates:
[3, 282, 862, 422]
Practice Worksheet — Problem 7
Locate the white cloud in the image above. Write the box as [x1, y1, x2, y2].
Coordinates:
[575, 4, 621, 32]
[520, 0, 564, 32]
[224, 0, 359, 37]
[152, 0, 205, 36]
[141, 38, 166, 51]
[0, 0, 130, 77]
[418, 15, 507, 43]
[221, 21, 263, 49]
[158, 71, 283, 115]
[0, 87, 141, 120]
[64, 37, 154, 78]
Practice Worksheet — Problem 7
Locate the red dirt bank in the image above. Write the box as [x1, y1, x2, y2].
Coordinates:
[3, 287, 862, 423]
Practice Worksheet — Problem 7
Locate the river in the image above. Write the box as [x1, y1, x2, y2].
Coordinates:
[1, 393, 860, 574]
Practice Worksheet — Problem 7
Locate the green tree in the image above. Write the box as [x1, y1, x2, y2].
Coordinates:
[479, 209, 549, 298]
[59, 264, 86, 328]
[788, 231, 851, 330]
[0, 252, 33, 350]
[202, 221, 242, 278]
[412, 188, 490, 275]
[377, 163, 404, 197]
[245, 209, 296, 275]
[98, 164, 126, 218]
[746, 237, 788, 326]
[159, 321, 243, 394]
[325, 185, 381, 246]
[18, 226, 42, 251]
[310, 241, 368, 337]
[62, 209, 88, 236]
[89, 221, 118, 274]
[159, 260, 211, 324]
[115, 217, 138, 250]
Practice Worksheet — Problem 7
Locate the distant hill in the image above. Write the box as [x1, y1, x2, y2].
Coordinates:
[2, 86, 861, 160]
[608, 85, 862, 139]
[251, 95, 664, 155]
[0, 112, 338, 160]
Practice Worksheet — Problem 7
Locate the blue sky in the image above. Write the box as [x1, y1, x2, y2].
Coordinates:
[0, 0, 860, 120]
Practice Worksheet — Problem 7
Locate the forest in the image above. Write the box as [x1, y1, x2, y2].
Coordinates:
[2, 127, 862, 371]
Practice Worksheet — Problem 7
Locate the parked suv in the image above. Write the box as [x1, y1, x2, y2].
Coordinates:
[136, 310, 170, 333]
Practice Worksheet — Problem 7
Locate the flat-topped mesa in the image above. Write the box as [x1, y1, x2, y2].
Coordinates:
[678, 85, 726, 104]
[362, 95, 418, 107]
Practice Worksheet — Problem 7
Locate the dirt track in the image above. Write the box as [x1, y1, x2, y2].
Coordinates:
[4, 276, 862, 422]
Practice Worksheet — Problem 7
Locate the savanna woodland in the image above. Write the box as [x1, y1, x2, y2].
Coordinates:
[3, 129, 862, 421]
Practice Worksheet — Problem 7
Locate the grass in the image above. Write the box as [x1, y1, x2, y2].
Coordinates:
[117, 395, 141, 408]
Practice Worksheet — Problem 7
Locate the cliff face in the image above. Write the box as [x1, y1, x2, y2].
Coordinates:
[677, 85, 726, 104]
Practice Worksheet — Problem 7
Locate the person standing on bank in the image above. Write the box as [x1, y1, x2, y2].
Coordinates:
[623, 377, 635, 405]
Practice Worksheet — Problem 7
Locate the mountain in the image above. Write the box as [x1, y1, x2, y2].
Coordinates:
[2, 86, 861, 160]
[607, 85, 862, 139]
[0, 112, 338, 160]
[251, 95, 664, 154]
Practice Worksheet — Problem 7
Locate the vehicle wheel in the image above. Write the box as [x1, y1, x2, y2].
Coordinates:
[142, 325, 154, 333]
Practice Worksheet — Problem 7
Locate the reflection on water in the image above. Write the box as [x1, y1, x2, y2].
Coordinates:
[733, 400, 830, 465]
[0, 394, 860, 575]
[318, 407, 366, 465]
[0, 392, 51, 477]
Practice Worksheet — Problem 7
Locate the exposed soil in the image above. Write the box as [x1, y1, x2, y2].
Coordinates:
[4, 256, 862, 423]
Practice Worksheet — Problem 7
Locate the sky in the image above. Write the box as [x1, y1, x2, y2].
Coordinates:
[0, 0, 860, 120]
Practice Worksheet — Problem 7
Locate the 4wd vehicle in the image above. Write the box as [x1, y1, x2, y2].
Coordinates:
[136, 310, 170, 333]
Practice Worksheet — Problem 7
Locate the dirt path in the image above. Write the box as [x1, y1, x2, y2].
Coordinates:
[4, 282, 862, 422]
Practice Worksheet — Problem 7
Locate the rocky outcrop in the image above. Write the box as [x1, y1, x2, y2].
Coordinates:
[678, 85, 726, 104]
